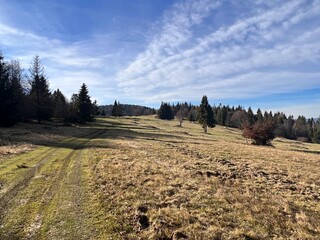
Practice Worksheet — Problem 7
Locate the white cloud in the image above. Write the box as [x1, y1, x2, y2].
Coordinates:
[0, 22, 119, 101]
[0, 0, 319, 118]
[116, 0, 320, 107]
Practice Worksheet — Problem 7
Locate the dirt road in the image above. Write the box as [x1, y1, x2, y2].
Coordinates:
[0, 129, 107, 239]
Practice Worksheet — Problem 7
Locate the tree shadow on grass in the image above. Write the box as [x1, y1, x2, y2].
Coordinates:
[0, 118, 181, 150]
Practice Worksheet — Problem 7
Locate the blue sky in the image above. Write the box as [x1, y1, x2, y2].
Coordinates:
[0, 0, 319, 117]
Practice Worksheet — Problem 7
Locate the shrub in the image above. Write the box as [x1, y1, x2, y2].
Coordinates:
[242, 121, 276, 145]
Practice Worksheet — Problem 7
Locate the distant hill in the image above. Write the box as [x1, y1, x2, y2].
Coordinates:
[98, 104, 156, 116]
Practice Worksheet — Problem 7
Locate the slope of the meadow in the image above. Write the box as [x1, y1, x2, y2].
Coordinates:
[0, 116, 319, 239]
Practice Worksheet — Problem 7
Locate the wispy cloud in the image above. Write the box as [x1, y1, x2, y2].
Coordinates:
[117, 0, 320, 107]
[0, 0, 319, 117]
[0, 22, 123, 100]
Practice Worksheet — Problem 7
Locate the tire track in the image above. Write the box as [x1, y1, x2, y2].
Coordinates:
[0, 129, 105, 227]
[37, 129, 106, 239]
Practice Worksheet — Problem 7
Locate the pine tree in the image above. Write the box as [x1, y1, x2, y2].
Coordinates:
[28, 56, 52, 124]
[312, 119, 320, 143]
[247, 107, 255, 125]
[256, 108, 263, 123]
[67, 93, 80, 123]
[198, 95, 215, 132]
[52, 89, 68, 121]
[157, 102, 174, 120]
[0, 52, 12, 126]
[112, 100, 118, 117]
[112, 100, 122, 117]
[0, 53, 27, 126]
[78, 83, 93, 123]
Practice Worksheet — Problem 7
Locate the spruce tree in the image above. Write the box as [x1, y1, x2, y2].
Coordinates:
[112, 100, 118, 117]
[0, 52, 13, 126]
[68, 93, 80, 123]
[28, 56, 52, 124]
[256, 108, 263, 123]
[157, 102, 174, 120]
[112, 100, 122, 117]
[78, 83, 93, 123]
[247, 107, 255, 125]
[52, 89, 68, 121]
[0, 53, 25, 126]
[198, 95, 215, 132]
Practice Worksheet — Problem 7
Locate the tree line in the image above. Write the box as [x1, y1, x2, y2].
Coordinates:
[2, 50, 319, 145]
[158, 96, 320, 144]
[0, 52, 97, 127]
[99, 102, 156, 117]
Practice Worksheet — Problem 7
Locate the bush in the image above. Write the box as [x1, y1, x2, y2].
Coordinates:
[242, 121, 275, 145]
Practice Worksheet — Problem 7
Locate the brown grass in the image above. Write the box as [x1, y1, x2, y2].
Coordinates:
[0, 117, 319, 239]
[90, 116, 320, 239]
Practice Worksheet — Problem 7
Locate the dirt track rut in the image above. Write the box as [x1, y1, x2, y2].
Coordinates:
[0, 129, 105, 239]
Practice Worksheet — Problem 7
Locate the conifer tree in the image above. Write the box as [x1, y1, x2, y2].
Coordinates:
[312, 119, 320, 143]
[198, 95, 215, 132]
[67, 93, 80, 123]
[0, 53, 26, 126]
[0, 53, 12, 126]
[112, 100, 118, 117]
[247, 107, 255, 125]
[52, 89, 68, 120]
[78, 83, 93, 123]
[157, 102, 174, 120]
[28, 56, 52, 124]
[256, 108, 263, 123]
[112, 100, 122, 117]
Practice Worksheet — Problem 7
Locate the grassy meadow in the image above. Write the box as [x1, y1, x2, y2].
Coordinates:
[0, 116, 319, 239]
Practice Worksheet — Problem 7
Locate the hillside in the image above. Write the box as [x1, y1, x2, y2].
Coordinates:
[0, 116, 319, 239]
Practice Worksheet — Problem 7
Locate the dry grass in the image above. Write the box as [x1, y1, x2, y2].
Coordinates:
[0, 122, 93, 158]
[90, 116, 320, 239]
[0, 117, 319, 239]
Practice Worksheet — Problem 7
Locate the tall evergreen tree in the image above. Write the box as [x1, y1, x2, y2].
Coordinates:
[247, 107, 255, 125]
[198, 95, 215, 132]
[312, 119, 320, 143]
[112, 100, 123, 117]
[0, 52, 12, 126]
[285, 115, 295, 139]
[78, 83, 93, 123]
[112, 100, 118, 117]
[28, 56, 52, 124]
[157, 102, 174, 120]
[67, 93, 80, 123]
[0, 53, 24, 126]
[256, 108, 263, 123]
[8, 60, 25, 122]
[52, 89, 68, 120]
